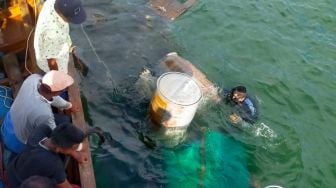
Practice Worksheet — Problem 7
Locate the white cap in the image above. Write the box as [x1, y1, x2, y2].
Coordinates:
[42, 70, 74, 92]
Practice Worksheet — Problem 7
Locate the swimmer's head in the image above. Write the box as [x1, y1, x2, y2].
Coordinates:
[232, 86, 247, 103]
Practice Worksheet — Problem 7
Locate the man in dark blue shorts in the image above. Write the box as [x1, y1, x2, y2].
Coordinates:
[7, 123, 85, 188]
[222, 86, 258, 124]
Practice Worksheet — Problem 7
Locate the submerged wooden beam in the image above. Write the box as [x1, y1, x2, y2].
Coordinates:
[161, 52, 221, 103]
[150, 0, 197, 21]
[67, 54, 96, 188]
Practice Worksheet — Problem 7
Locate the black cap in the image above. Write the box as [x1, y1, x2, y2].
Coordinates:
[54, 0, 87, 24]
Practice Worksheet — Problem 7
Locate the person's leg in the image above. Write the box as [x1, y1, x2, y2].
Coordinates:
[54, 113, 71, 125]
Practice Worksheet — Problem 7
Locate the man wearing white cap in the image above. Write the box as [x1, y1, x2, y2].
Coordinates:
[34, 0, 87, 73]
[1, 71, 74, 154]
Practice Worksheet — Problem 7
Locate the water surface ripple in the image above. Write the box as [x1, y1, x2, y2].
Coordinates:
[72, 0, 336, 187]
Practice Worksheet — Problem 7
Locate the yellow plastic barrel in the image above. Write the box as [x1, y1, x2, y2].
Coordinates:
[150, 72, 202, 128]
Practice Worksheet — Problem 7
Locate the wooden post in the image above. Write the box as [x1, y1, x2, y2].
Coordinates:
[67, 54, 96, 188]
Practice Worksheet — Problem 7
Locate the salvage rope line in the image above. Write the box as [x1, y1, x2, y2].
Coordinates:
[24, 0, 39, 75]
[80, 23, 116, 88]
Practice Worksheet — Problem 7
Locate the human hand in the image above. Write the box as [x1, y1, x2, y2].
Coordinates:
[70, 45, 77, 54]
[229, 113, 242, 124]
[66, 102, 80, 113]
[71, 184, 80, 188]
[70, 150, 88, 164]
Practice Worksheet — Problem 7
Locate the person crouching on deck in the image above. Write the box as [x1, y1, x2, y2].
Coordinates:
[1, 70, 75, 156]
[7, 123, 86, 188]
[34, 0, 87, 73]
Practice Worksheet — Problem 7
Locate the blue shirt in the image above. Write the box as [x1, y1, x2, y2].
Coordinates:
[239, 97, 258, 123]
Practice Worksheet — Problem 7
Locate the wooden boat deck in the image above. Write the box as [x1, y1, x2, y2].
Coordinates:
[0, 0, 96, 187]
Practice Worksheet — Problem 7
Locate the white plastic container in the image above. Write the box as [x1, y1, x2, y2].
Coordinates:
[150, 72, 202, 128]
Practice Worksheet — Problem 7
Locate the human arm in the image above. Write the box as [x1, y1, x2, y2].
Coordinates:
[51, 96, 71, 109]
[48, 58, 59, 70]
[67, 142, 89, 164]
[51, 96, 80, 113]
[35, 115, 57, 130]
[56, 179, 74, 188]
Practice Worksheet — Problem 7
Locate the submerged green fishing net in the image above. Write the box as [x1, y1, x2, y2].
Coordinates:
[164, 143, 201, 187]
[164, 131, 249, 188]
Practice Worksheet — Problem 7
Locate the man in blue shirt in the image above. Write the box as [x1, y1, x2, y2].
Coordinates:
[222, 86, 258, 124]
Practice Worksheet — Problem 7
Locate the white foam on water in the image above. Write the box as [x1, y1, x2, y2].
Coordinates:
[247, 122, 284, 150]
[253, 122, 277, 140]
[134, 69, 156, 99]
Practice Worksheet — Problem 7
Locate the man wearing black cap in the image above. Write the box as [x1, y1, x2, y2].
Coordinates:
[7, 123, 86, 188]
[34, 0, 87, 74]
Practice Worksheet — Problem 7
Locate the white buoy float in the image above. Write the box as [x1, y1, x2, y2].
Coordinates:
[150, 72, 202, 145]
[150, 72, 202, 127]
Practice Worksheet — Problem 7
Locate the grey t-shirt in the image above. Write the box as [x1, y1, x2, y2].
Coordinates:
[10, 74, 70, 143]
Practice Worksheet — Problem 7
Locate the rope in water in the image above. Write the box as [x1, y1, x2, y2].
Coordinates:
[80, 24, 116, 88]
[198, 125, 207, 188]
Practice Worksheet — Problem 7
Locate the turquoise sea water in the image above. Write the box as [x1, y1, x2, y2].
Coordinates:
[72, 0, 336, 187]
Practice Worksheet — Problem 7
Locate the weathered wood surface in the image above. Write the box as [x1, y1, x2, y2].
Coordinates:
[149, 0, 196, 21]
[67, 54, 96, 188]
[161, 52, 221, 103]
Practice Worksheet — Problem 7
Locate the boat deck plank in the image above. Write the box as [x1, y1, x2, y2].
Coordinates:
[67, 54, 96, 188]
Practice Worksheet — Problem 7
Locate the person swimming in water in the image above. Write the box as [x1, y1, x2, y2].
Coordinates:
[222, 86, 258, 124]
